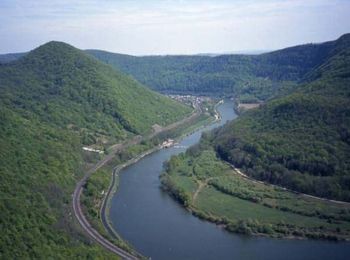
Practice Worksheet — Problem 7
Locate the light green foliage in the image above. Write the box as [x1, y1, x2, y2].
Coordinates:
[161, 34, 350, 240]
[0, 41, 190, 258]
[163, 147, 350, 240]
[1, 41, 191, 145]
[213, 35, 350, 201]
[0, 107, 118, 259]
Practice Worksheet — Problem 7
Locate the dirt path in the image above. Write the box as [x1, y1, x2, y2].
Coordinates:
[192, 177, 214, 203]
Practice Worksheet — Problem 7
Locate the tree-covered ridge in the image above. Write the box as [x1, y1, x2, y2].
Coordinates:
[0, 41, 191, 258]
[87, 34, 350, 101]
[86, 49, 292, 101]
[1, 41, 191, 144]
[3, 35, 348, 102]
[211, 35, 350, 201]
[0, 52, 26, 64]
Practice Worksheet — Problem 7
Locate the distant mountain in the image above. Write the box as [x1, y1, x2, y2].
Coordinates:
[0, 41, 190, 258]
[195, 50, 270, 56]
[3, 36, 347, 102]
[0, 52, 26, 63]
[210, 33, 350, 201]
[86, 36, 347, 101]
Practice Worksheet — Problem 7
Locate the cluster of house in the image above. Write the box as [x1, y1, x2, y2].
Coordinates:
[161, 139, 175, 148]
[167, 94, 210, 107]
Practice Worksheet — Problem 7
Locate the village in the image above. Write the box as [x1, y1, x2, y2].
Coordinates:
[167, 94, 211, 108]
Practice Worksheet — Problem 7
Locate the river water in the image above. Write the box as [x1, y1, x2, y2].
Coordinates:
[109, 100, 350, 260]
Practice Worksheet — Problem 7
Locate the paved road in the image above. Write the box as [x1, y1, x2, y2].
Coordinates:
[72, 103, 202, 258]
[73, 180, 139, 259]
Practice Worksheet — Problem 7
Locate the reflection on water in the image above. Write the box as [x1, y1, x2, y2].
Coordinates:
[110, 100, 350, 260]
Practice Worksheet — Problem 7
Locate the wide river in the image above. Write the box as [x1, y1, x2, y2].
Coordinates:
[110, 100, 350, 260]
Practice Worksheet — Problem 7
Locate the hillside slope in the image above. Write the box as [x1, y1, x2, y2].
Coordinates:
[212, 34, 350, 201]
[159, 34, 350, 240]
[87, 35, 348, 101]
[3, 36, 346, 102]
[0, 52, 26, 63]
[1, 42, 190, 144]
[0, 42, 190, 258]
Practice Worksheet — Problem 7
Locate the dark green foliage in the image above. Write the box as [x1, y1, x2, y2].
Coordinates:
[160, 34, 350, 239]
[160, 174, 192, 207]
[1, 42, 191, 144]
[213, 35, 350, 201]
[86, 35, 349, 101]
[0, 41, 190, 258]
[0, 52, 26, 64]
[0, 107, 117, 258]
[163, 147, 350, 240]
[86, 50, 297, 101]
[4, 35, 348, 102]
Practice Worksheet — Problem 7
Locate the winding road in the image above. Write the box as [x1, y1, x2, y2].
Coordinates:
[72, 101, 203, 258]
[73, 178, 138, 259]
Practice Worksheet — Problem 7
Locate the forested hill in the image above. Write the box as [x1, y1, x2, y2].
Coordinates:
[3, 35, 348, 102]
[1, 41, 190, 142]
[86, 34, 350, 101]
[210, 34, 350, 201]
[0, 41, 190, 258]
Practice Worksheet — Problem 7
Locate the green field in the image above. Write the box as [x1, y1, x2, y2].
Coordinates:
[162, 148, 350, 240]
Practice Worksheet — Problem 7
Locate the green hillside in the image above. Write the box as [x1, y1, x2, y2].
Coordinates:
[1, 42, 190, 144]
[86, 36, 344, 102]
[160, 34, 350, 239]
[3, 36, 346, 103]
[207, 34, 350, 201]
[0, 52, 26, 64]
[0, 41, 191, 258]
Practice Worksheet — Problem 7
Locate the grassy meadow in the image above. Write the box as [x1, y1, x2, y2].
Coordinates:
[162, 148, 350, 240]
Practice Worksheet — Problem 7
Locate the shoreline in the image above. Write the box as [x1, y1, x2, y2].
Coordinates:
[97, 99, 222, 256]
[73, 99, 200, 259]
[160, 181, 349, 242]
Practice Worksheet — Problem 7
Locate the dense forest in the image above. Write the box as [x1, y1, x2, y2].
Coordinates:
[85, 36, 341, 102]
[2, 36, 344, 103]
[1, 33, 350, 256]
[0, 41, 190, 258]
[209, 34, 350, 201]
[159, 34, 350, 240]
[0, 52, 26, 63]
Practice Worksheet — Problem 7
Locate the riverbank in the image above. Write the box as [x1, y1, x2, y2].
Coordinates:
[79, 98, 220, 257]
[106, 100, 350, 260]
[101, 99, 221, 235]
[161, 147, 350, 241]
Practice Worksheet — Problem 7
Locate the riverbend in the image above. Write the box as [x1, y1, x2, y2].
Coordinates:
[108, 100, 350, 260]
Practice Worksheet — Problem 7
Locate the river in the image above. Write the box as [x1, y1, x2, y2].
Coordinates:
[109, 100, 350, 260]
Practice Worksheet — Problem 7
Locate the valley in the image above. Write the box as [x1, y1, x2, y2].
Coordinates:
[108, 100, 350, 260]
[1, 33, 349, 260]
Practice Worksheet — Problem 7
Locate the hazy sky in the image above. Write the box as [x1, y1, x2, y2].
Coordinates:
[1, 0, 350, 55]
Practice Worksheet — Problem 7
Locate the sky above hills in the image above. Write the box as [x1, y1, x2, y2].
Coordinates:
[1, 0, 350, 55]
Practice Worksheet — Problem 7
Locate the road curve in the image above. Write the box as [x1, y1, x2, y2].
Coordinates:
[73, 180, 139, 259]
[72, 102, 203, 258]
